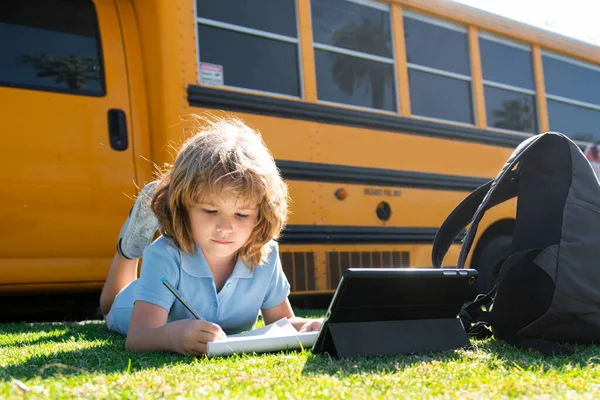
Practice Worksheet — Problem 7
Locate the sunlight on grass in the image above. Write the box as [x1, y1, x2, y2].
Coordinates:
[0, 328, 69, 347]
[2, 312, 600, 399]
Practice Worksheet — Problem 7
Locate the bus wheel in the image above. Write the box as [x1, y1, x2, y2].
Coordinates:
[471, 235, 512, 294]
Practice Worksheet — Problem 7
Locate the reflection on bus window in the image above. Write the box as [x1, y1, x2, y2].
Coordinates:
[484, 87, 536, 133]
[311, 0, 392, 58]
[196, 0, 297, 37]
[544, 53, 600, 141]
[547, 100, 600, 143]
[0, 0, 104, 95]
[314, 50, 396, 111]
[197, 25, 300, 97]
[543, 54, 600, 105]
[404, 15, 470, 75]
[408, 69, 473, 124]
[480, 36, 534, 89]
[480, 35, 537, 134]
[404, 13, 473, 124]
[196, 0, 301, 97]
[311, 0, 397, 112]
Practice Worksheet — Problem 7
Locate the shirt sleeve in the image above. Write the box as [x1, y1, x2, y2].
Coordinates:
[261, 242, 291, 309]
[135, 242, 180, 311]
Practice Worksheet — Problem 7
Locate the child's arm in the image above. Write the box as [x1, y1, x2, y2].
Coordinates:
[126, 300, 226, 355]
[261, 299, 324, 333]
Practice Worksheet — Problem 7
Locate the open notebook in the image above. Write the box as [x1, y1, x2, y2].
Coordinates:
[207, 317, 318, 357]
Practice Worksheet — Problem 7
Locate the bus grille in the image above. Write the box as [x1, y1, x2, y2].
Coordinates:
[281, 252, 316, 292]
[327, 251, 410, 289]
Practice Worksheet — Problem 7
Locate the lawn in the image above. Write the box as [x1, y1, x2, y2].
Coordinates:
[2, 309, 600, 399]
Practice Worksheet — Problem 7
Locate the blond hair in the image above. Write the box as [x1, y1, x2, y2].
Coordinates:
[151, 116, 288, 269]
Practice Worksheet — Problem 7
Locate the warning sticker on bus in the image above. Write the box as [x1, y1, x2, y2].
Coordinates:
[363, 188, 402, 197]
[199, 63, 224, 86]
[585, 144, 600, 178]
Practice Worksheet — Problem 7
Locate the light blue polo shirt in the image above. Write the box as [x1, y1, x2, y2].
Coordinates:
[105, 236, 290, 335]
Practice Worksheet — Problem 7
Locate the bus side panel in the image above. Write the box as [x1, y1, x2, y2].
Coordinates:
[0, 0, 136, 291]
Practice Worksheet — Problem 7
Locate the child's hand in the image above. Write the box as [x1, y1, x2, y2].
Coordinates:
[298, 318, 324, 333]
[171, 319, 227, 356]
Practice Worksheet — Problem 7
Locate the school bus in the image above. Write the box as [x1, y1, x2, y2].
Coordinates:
[2, 0, 599, 299]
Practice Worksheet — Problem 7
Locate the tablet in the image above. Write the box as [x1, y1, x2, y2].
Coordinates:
[312, 268, 478, 357]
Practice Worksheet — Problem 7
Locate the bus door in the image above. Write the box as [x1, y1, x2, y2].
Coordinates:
[0, 0, 136, 289]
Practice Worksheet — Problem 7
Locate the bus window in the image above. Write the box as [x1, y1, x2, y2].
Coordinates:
[0, 0, 104, 96]
[311, 0, 397, 112]
[403, 12, 473, 124]
[479, 34, 537, 133]
[543, 52, 600, 142]
[196, 0, 301, 97]
[407, 69, 473, 123]
[547, 100, 600, 143]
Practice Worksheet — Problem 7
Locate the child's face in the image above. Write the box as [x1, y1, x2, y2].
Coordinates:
[187, 191, 259, 268]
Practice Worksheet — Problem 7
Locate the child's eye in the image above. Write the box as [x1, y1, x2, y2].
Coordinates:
[202, 209, 217, 215]
[236, 213, 249, 219]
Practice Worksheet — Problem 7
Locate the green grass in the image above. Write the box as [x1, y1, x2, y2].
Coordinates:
[2, 309, 600, 399]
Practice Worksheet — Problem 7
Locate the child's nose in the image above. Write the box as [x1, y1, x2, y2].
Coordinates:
[216, 217, 233, 233]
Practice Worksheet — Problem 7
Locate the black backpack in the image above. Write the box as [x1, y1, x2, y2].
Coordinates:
[432, 132, 600, 355]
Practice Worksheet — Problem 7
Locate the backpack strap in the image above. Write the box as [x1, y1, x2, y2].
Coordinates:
[459, 290, 496, 339]
[432, 170, 519, 268]
[432, 135, 550, 269]
[456, 134, 549, 269]
[460, 248, 537, 339]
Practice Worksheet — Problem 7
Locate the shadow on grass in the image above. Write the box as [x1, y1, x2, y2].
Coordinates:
[0, 307, 330, 382]
[0, 320, 112, 349]
[6, 314, 600, 382]
[302, 348, 465, 376]
[0, 309, 326, 382]
[466, 339, 600, 368]
[0, 321, 195, 382]
[302, 339, 600, 377]
[0, 292, 102, 323]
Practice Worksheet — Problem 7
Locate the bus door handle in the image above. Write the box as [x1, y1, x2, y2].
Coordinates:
[107, 109, 129, 151]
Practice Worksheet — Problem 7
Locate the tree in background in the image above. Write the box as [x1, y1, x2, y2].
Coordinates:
[330, 17, 392, 110]
[21, 53, 100, 90]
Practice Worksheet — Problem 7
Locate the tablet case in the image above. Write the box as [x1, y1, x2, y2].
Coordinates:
[312, 268, 478, 358]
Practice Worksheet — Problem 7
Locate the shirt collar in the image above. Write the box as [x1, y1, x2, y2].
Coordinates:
[180, 244, 254, 279]
[230, 257, 254, 279]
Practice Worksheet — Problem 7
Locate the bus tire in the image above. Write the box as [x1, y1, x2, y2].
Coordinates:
[471, 235, 512, 294]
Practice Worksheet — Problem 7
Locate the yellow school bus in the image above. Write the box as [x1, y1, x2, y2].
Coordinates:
[2, 0, 599, 297]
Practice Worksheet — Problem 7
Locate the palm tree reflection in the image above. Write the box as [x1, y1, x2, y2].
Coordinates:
[330, 18, 393, 110]
[21, 53, 101, 90]
[490, 99, 535, 132]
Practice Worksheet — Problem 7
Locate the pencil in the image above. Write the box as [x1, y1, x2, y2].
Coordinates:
[161, 276, 205, 320]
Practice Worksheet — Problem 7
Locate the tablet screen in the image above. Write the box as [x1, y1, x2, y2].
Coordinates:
[327, 268, 478, 323]
[312, 268, 478, 356]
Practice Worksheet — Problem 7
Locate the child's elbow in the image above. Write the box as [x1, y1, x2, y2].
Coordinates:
[124, 335, 133, 351]
[124, 333, 139, 351]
